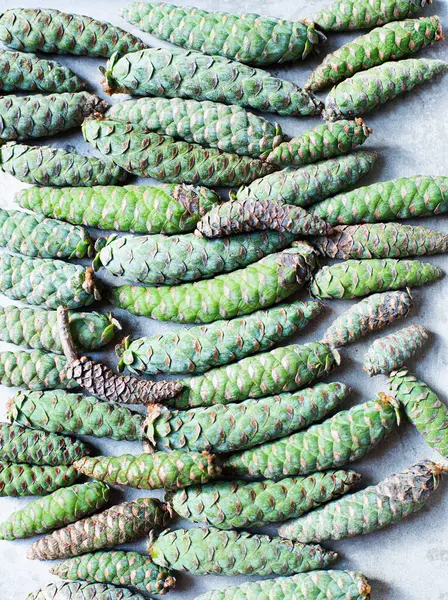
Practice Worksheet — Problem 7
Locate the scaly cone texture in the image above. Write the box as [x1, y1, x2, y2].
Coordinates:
[389, 370, 448, 458]
[0, 92, 109, 142]
[172, 341, 340, 409]
[120, 2, 325, 66]
[73, 451, 222, 491]
[195, 199, 332, 237]
[117, 301, 322, 375]
[313, 0, 430, 31]
[309, 259, 442, 299]
[222, 394, 400, 479]
[27, 498, 172, 561]
[149, 527, 337, 576]
[311, 175, 448, 224]
[0, 350, 76, 391]
[144, 382, 349, 453]
[234, 151, 378, 208]
[0, 462, 78, 497]
[94, 231, 295, 285]
[83, 118, 276, 187]
[101, 48, 323, 117]
[206, 576, 365, 600]
[364, 323, 429, 376]
[279, 460, 444, 542]
[193, 570, 371, 600]
[57, 307, 183, 404]
[322, 290, 413, 348]
[0, 253, 100, 309]
[0, 422, 90, 466]
[170, 470, 361, 529]
[50, 551, 176, 595]
[306, 17, 443, 91]
[324, 58, 447, 120]
[109, 245, 318, 324]
[107, 97, 284, 158]
[0, 8, 147, 57]
[0, 207, 93, 259]
[0, 307, 119, 354]
[17, 184, 221, 235]
[265, 119, 372, 167]
[0, 481, 110, 540]
[26, 582, 146, 600]
[0, 49, 87, 93]
[8, 389, 145, 442]
[0, 142, 127, 187]
[314, 223, 448, 259]
[62, 356, 184, 405]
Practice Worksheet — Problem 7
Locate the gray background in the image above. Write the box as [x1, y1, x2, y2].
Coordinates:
[0, 0, 447, 598]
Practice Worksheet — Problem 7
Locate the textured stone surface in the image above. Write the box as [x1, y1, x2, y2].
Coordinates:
[0, 0, 447, 598]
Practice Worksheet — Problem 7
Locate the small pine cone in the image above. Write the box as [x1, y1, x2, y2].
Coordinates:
[27, 498, 172, 560]
[63, 356, 183, 404]
[58, 306, 183, 403]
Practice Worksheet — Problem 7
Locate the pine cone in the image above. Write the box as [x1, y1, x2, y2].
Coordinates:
[57, 307, 183, 404]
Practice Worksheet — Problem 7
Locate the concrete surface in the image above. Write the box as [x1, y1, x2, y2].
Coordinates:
[0, 0, 447, 598]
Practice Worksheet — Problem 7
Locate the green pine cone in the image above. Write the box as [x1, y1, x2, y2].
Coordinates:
[95, 231, 294, 285]
[322, 290, 413, 348]
[0, 461, 78, 497]
[307, 17, 443, 91]
[0, 306, 119, 354]
[173, 341, 340, 409]
[170, 470, 361, 529]
[311, 176, 448, 224]
[0, 350, 76, 390]
[0, 422, 90, 466]
[50, 550, 176, 595]
[194, 570, 371, 600]
[0, 8, 147, 57]
[16, 184, 221, 235]
[73, 451, 221, 490]
[324, 58, 447, 120]
[364, 323, 428, 376]
[0, 142, 127, 187]
[26, 582, 146, 600]
[117, 301, 322, 375]
[0, 207, 93, 259]
[0, 48, 87, 93]
[234, 151, 378, 208]
[109, 245, 317, 324]
[0, 481, 110, 540]
[149, 527, 337, 576]
[0, 92, 109, 141]
[314, 223, 448, 259]
[309, 258, 442, 299]
[120, 2, 325, 66]
[8, 389, 145, 442]
[279, 460, 443, 542]
[145, 382, 349, 453]
[222, 394, 399, 479]
[389, 370, 448, 458]
[195, 199, 332, 237]
[314, 0, 430, 31]
[83, 118, 276, 187]
[265, 119, 372, 167]
[107, 97, 284, 157]
[0, 253, 99, 309]
[101, 48, 323, 117]
[28, 498, 172, 561]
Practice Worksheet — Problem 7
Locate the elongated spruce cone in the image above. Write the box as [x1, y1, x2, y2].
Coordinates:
[196, 198, 332, 237]
[58, 307, 183, 403]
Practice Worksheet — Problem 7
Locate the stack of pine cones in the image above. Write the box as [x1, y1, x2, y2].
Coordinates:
[0, 1, 447, 599]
